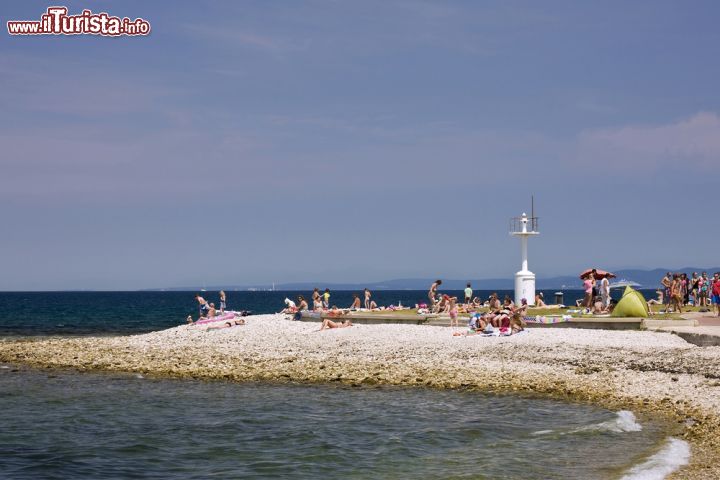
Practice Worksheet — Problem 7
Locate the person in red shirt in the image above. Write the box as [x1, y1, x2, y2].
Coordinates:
[712, 273, 720, 317]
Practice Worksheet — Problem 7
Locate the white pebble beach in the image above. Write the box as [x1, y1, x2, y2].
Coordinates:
[2, 314, 720, 479]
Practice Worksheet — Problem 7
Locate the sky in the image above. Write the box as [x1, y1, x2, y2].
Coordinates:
[1, 1, 719, 290]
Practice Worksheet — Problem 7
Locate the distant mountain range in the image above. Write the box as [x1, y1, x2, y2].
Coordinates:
[148, 267, 720, 292]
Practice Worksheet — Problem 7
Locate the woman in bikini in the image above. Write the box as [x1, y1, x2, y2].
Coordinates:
[312, 288, 322, 311]
[364, 288, 372, 309]
[318, 319, 353, 330]
[428, 280, 442, 306]
[297, 296, 309, 310]
[670, 274, 683, 313]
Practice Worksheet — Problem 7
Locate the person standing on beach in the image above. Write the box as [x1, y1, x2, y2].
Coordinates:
[364, 288, 372, 309]
[669, 274, 683, 313]
[600, 276, 610, 309]
[661, 272, 672, 306]
[691, 272, 700, 306]
[699, 272, 710, 308]
[195, 294, 210, 318]
[712, 273, 720, 317]
[323, 288, 331, 309]
[219, 290, 227, 313]
[429, 280, 442, 306]
[464, 283, 473, 305]
[583, 273, 595, 308]
[312, 288, 322, 311]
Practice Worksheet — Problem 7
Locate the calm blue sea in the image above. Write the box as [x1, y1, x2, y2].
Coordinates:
[0, 291, 687, 479]
[0, 289, 653, 337]
[0, 367, 680, 480]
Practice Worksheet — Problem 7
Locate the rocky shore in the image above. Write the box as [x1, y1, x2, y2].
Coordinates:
[2, 314, 720, 478]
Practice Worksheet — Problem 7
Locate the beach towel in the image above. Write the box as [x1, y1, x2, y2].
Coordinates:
[524, 315, 573, 324]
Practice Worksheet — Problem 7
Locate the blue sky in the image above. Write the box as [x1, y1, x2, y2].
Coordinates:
[1, 1, 719, 290]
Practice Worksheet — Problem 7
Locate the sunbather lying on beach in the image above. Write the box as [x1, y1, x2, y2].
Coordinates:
[326, 306, 347, 317]
[318, 319, 353, 330]
[206, 319, 245, 330]
[460, 312, 524, 336]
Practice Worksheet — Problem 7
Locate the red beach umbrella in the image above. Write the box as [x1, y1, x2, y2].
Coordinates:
[579, 269, 616, 280]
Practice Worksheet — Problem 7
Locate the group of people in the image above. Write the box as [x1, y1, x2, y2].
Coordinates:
[280, 287, 383, 315]
[279, 280, 538, 332]
[659, 271, 720, 315]
[579, 270, 612, 312]
[192, 291, 227, 320]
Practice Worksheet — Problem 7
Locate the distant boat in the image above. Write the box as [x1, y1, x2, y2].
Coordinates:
[610, 279, 642, 289]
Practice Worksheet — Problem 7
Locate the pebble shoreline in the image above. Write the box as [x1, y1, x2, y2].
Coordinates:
[2, 314, 720, 479]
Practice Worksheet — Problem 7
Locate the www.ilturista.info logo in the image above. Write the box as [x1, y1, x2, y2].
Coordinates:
[7, 6, 151, 36]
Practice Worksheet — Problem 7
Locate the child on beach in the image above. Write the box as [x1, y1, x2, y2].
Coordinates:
[219, 291, 226, 313]
[464, 283, 472, 304]
[323, 288, 331, 309]
[364, 288, 372, 309]
[448, 297, 459, 327]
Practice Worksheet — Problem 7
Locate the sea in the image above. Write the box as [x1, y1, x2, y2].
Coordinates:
[0, 289, 657, 337]
[0, 290, 688, 479]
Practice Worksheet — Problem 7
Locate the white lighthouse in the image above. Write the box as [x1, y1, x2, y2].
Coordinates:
[510, 212, 539, 305]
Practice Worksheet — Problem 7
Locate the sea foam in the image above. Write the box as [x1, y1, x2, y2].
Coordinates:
[620, 437, 691, 480]
[574, 410, 643, 433]
[533, 410, 643, 436]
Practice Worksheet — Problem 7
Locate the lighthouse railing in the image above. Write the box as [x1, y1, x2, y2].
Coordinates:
[509, 216, 539, 234]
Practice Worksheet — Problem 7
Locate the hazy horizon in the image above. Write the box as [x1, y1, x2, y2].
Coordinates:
[2, 1, 719, 290]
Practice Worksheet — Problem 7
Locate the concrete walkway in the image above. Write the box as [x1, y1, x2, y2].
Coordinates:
[655, 312, 720, 346]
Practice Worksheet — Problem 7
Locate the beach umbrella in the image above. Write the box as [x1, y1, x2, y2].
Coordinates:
[579, 269, 616, 280]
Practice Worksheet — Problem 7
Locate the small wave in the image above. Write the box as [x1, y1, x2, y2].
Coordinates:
[533, 411, 642, 436]
[135, 374, 145, 379]
[620, 437, 690, 480]
[573, 410, 643, 434]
